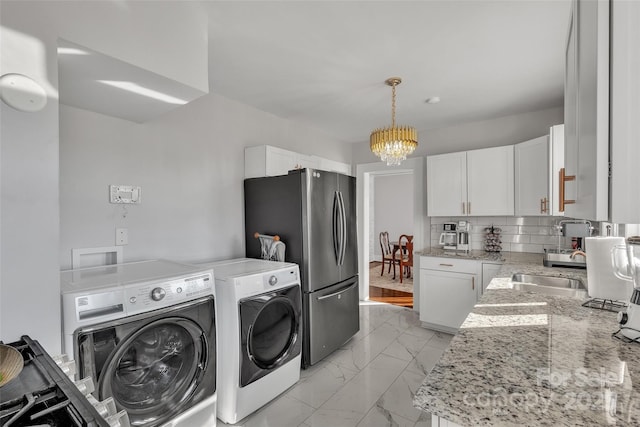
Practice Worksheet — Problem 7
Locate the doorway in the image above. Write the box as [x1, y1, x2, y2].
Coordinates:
[369, 173, 414, 307]
[356, 158, 426, 310]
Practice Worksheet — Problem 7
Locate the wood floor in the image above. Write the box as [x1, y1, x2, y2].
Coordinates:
[369, 262, 413, 309]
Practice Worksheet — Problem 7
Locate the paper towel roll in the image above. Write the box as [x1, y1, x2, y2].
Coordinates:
[585, 237, 633, 301]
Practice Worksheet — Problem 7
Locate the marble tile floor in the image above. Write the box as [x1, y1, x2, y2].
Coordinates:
[221, 301, 453, 427]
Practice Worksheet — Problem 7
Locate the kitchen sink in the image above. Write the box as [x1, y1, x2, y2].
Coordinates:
[511, 273, 586, 289]
[510, 273, 587, 298]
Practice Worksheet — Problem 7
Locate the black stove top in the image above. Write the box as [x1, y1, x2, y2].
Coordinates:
[0, 336, 111, 427]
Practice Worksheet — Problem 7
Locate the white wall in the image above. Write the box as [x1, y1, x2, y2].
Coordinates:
[372, 174, 413, 260]
[1, 7, 61, 352]
[59, 93, 349, 270]
[1, 0, 347, 353]
[352, 106, 564, 163]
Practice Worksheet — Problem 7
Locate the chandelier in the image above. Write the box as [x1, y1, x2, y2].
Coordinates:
[370, 77, 418, 166]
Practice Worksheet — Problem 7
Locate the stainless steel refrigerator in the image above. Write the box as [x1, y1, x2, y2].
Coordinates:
[244, 168, 359, 367]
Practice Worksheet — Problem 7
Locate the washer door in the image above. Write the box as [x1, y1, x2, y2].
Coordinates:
[98, 317, 207, 426]
[239, 285, 302, 387]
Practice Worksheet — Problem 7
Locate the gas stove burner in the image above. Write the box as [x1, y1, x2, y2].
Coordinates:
[582, 298, 628, 312]
[612, 328, 640, 344]
[0, 336, 129, 427]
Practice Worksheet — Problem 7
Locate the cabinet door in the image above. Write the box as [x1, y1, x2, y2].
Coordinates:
[266, 146, 298, 176]
[427, 152, 467, 216]
[564, 0, 610, 221]
[515, 136, 549, 216]
[295, 153, 319, 171]
[419, 269, 478, 331]
[481, 262, 502, 294]
[610, 0, 640, 224]
[467, 145, 514, 216]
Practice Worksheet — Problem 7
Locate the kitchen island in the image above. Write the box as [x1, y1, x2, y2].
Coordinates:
[414, 254, 640, 426]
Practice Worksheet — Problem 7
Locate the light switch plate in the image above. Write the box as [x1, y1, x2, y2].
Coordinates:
[110, 185, 141, 204]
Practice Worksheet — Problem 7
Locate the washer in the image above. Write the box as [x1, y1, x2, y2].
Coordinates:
[200, 258, 301, 425]
[61, 260, 217, 427]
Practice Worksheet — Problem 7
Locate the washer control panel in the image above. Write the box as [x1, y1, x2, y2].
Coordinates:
[125, 271, 213, 315]
[262, 268, 298, 289]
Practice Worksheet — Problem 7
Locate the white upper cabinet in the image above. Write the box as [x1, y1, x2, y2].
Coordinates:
[562, 0, 610, 221]
[427, 146, 514, 217]
[244, 145, 350, 179]
[610, 0, 640, 223]
[564, 0, 640, 222]
[515, 136, 549, 216]
[467, 145, 514, 216]
[427, 152, 467, 216]
[311, 156, 352, 176]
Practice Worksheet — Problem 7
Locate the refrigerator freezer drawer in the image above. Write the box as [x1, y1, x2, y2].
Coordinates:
[306, 276, 360, 366]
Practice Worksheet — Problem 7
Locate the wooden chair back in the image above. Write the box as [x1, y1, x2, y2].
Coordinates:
[379, 231, 392, 257]
[398, 234, 414, 265]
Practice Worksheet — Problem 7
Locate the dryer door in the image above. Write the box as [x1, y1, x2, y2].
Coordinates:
[239, 285, 302, 387]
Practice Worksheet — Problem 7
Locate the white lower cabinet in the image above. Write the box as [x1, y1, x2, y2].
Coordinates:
[419, 257, 481, 333]
[481, 262, 503, 294]
[431, 414, 464, 427]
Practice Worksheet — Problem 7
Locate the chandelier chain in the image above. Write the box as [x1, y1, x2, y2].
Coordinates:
[391, 82, 396, 128]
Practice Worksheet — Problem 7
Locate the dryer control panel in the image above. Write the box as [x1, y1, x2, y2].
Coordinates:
[234, 267, 300, 300]
[125, 272, 214, 316]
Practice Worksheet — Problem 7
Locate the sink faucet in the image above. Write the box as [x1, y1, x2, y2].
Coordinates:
[570, 250, 586, 259]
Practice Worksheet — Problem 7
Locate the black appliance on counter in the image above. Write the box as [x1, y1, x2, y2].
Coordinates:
[0, 336, 112, 427]
[244, 168, 359, 368]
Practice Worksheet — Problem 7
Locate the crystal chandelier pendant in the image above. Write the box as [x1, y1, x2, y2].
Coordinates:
[370, 77, 418, 166]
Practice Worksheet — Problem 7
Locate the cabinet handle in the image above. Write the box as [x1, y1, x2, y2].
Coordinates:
[540, 197, 549, 214]
[468, 202, 471, 215]
[559, 168, 576, 212]
[439, 263, 454, 267]
[472, 276, 475, 290]
[462, 202, 466, 215]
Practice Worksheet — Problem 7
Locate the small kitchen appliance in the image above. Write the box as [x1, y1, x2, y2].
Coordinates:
[612, 236, 640, 341]
[583, 236, 631, 311]
[439, 222, 457, 250]
[456, 220, 470, 253]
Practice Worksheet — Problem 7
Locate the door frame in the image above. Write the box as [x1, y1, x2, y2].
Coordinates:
[356, 157, 426, 310]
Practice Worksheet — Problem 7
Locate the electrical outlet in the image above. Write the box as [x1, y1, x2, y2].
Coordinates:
[116, 228, 128, 245]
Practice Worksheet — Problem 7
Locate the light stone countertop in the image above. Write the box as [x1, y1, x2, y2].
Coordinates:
[413, 252, 640, 426]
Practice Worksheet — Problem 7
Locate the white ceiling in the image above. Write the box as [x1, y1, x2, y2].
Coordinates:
[57, 0, 572, 144]
[204, 0, 572, 143]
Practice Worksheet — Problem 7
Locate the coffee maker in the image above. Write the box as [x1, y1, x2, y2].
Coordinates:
[612, 236, 640, 341]
[457, 220, 470, 253]
[439, 222, 457, 250]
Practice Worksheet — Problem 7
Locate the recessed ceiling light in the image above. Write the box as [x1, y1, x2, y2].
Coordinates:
[425, 97, 441, 104]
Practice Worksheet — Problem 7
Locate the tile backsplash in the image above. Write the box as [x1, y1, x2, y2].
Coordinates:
[430, 216, 576, 253]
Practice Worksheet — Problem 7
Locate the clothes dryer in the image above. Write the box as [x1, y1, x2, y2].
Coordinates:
[200, 258, 301, 424]
[61, 260, 217, 427]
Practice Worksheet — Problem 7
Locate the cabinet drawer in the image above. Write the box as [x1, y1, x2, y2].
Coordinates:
[420, 256, 479, 274]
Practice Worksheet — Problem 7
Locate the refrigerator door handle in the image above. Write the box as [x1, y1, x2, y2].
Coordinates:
[316, 280, 357, 301]
[333, 191, 340, 264]
[338, 191, 346, 265]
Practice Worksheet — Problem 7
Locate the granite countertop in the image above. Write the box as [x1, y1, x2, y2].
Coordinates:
[418, 248, 506, 262]
[413, 254, 640, 426]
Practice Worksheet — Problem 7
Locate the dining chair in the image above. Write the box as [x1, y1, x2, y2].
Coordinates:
[379, 231, 399, 277]
[397, 234, 414, 283]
